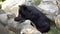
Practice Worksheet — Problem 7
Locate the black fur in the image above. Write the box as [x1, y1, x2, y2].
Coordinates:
[14, 5, 52, 33]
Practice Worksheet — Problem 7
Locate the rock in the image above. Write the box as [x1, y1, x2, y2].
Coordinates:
[6, 19, 42, 34]
[0, 9, 6, 14]
[42, 0, 57, 4]
[55, 15, 60, 30]
[0, 10, 16, 26]
[25, 0, 32, 6]
[16, 20, 42, 34]
[0, 10, 19, 34]
[2, 0, 25, 17]
[38, 0, 59, 21]
[0, 22, 15, 34]
[0, 12, 19, 34]
[56, 1, 60, 10]
[0, 23, 9, 34]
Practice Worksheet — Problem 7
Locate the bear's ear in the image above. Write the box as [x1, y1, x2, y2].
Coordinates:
[20, 5, 27, 9]
[19, 5, 27, 8]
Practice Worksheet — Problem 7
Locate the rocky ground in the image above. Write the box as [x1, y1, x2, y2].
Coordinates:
[0, 0, 60, 34]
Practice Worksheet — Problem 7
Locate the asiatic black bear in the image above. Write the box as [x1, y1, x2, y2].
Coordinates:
[14, 5, 52, 33]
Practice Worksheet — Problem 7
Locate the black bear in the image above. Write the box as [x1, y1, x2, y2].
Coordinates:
[14, 5, 52, 33]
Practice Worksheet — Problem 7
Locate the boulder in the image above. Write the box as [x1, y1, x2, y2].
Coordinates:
[0, 23, 9, 34]
[38, 0, 59, 21]
[55, 15, 60, 30]
[16, 20, 42, 34]
[2, 0, 25, 17]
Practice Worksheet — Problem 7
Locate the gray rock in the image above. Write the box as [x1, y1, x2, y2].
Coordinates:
[2, 0, 25, 17]
[0, 23, 9, 34]
[16, 20, 42, 34]
[0, 9, 6, 14]
[55, 15, 60, 30]
[38, 0, 59, 21]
